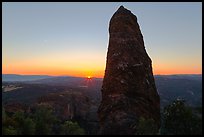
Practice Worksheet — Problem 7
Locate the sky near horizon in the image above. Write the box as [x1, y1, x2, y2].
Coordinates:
[2, 2, 202, 78]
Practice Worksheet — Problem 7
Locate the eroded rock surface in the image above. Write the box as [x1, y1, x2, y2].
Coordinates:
[98, 6, 160, 135]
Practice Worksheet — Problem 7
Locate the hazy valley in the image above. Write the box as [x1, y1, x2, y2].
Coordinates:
[2, 74, 202, 134]
[2, 74, 202, 108]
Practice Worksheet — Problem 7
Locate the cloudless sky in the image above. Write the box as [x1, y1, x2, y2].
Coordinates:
[2, 2, 202, 78]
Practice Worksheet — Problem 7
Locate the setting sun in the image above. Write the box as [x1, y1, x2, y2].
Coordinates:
[2, 3, 202, 135]
[2, 2, 202, 78]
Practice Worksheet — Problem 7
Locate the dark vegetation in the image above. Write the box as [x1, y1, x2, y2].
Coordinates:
[160, 99, 202, 135]
[2, 75, 202, 135]
[2, 104, 85, 135]
[2, 99, 201, 135]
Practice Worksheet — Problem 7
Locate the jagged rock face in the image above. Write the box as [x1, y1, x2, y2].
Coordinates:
[98, 6, 160, 135]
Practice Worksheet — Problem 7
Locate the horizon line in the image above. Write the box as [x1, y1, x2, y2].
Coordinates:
[2, 73, 202, 78]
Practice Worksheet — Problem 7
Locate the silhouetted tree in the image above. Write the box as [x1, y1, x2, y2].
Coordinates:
[2, 126, 18, 135]
[2, 107, 6, 124]
[60, 121, 85, 135]
[13, 111, 25, 134]
[22, 118, 36, 135]
[161, 99, 202, 135]
[2, 105, 86, 135]
[34, 105, 57, 135]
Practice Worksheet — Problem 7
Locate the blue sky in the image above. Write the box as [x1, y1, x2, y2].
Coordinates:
[2, 2, 202, 77]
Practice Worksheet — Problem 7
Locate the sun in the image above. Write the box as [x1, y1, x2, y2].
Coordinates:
[87, 76, 91, 79]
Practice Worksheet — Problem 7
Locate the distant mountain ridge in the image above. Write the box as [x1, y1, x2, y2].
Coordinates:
[154, 74, 202, 81]
[2, 74, 54, 81]
[2, 74, 202, 108]
[2, 74, 202, 82]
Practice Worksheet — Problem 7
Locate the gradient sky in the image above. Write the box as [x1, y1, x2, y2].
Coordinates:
[2, 2, 202, 78]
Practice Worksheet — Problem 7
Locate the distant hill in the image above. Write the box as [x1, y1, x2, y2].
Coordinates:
[26, 76, 85, 86]
[2, 74, 54, 82]
[3, 74, 201, 82]
[2, 74, 202, 108]
[154, 74, 202, 81]
[2, 74, 202, 135]
[154, 75, 202, 108]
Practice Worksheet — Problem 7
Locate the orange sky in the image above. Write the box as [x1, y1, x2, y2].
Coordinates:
[2, 62, 201, 78]
[2, 51, 202, 78]
[2, 3, 202, 78]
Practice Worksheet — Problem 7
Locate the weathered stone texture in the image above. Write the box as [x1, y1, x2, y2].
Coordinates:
[98, 6, 160, 135]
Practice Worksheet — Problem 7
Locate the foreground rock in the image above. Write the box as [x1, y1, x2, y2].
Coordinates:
[98, 6, 160, 135]
[37, 91, 99, 134]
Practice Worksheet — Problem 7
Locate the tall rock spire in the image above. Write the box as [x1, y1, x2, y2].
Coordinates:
[98, 6, 160, 135]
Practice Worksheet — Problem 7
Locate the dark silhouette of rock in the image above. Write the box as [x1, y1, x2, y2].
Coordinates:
[37, 91, 100, 134]
[98, 6, 160, 135]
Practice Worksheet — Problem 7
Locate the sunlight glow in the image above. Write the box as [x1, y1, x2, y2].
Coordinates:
[2, 3, 202, 77]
